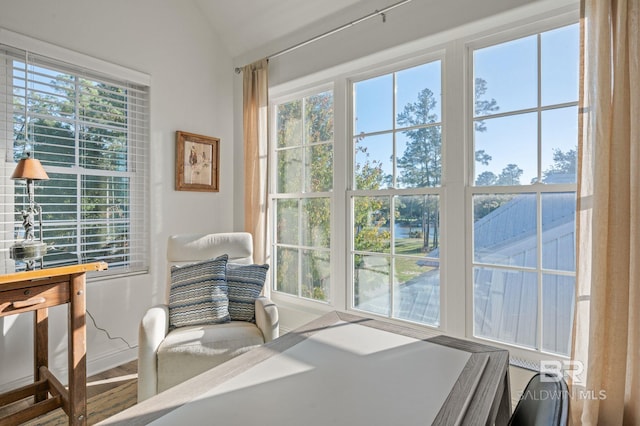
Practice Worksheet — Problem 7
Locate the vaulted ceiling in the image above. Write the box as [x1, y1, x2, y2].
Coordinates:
[193, 0, 395, 58]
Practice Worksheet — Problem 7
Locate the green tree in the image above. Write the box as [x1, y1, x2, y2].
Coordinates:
[395, 88, 440, 251]
[541, 148, 577, 183]
[473, 194, 515, 222]
[352, 139, 391, 306]
[496, 163, 523, 185]
[13, 72, 132, 266]
[474, 78, 499, 131]
[353, 142, 391, 253]
[475, 171, 498, 186]
[475, 149, 492, 166]
[475, 149, 577, 221]
[275, 92, 334, 301]
[396, 77, 499, 250]
[396, 88, 442, 188]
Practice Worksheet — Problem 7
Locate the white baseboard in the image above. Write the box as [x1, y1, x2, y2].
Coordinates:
[0, 375, 31, 394]
[272, 297, 332, 332]
[87, 346, 138, 378]
[0, 347, 137, 393]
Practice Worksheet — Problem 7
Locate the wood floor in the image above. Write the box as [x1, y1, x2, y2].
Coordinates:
[0, 360, 137, 423]
[84, 360, 137, 399]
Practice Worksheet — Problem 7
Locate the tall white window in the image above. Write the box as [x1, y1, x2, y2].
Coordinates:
[271, 89, 333, 302]
[269, 11, 579, 360]
[0, 44, 149, 274]
[470, 23, 579, 355]
[350, 60, 442, 326]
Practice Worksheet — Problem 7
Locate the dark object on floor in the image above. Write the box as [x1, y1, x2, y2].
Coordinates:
[509, 372, 569, 426]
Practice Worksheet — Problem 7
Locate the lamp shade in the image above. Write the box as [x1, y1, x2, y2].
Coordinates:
[11, 154, 49, 181]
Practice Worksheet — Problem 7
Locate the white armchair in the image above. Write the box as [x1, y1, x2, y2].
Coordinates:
[137, 232, 279, 402]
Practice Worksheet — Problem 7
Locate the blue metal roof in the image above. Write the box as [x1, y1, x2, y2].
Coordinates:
[358, 192, 576, 355]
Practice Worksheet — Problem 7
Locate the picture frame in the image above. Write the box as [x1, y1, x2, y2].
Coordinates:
[175, 131, 220, 192]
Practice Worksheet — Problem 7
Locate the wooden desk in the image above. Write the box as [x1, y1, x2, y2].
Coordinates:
[101, 311, 510, 426]
[0, 262, 107, 426]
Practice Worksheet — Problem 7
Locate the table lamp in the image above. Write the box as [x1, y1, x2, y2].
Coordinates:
[10, 152, 49, 270]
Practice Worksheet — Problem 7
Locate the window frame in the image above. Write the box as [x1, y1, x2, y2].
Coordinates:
[268, 6, 579, 364]
[0, 29, 150, 278]
[346, 52, 446, 328]
[269, 83, 336, 304]
[465, 21, 579, 362]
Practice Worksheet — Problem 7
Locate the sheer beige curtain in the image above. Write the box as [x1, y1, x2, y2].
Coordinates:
[572, 0, 639, 424]
[242, 59, 269, 267]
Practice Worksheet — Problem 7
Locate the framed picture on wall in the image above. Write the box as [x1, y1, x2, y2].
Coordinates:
[175, 131, 220, 192]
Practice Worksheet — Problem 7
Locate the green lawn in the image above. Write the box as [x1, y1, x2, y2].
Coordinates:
[394, 237, 424, 255]
[394, 237, 436, 283]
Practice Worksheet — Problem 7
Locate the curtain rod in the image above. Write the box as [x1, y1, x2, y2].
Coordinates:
[234, 0, 413, 74]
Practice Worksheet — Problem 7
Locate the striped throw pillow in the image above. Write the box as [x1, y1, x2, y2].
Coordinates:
[226, 263, 269, 322]
[168, 254, 230, 328]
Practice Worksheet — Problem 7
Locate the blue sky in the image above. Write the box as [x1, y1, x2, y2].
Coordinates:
[353, 23, 579, 185]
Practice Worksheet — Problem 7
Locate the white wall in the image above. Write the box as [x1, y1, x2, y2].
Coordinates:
[0, 0, 236, 389]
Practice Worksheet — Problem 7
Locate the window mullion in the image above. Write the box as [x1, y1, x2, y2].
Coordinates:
[389, 71, 397, 318]
[536, 191, 544, 351]
[536, 34, 543, 350]
[444, 39, 468, 337]
[298, 97, 305, 299]
[389, 195, 395, 318]
[297, 199, 303, 298]
[537, 33, 543, 184]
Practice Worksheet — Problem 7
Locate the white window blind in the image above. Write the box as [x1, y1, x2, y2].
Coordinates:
[0, 43, 150, 275]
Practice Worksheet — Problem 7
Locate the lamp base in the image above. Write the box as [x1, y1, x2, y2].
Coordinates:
[10, 241, 47, 270]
